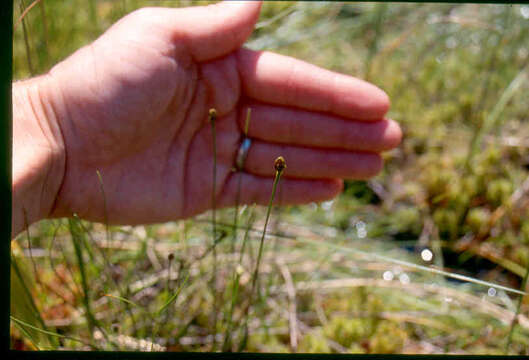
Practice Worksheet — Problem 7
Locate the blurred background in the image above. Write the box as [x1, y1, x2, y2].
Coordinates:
[11, 0, 529, 355]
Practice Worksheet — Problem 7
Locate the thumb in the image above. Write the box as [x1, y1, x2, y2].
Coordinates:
[172, 1, 262, 62]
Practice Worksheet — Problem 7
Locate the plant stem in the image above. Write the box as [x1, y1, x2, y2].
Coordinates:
[222, 206, 256, 351]
[11, 315, 94, 349]
[231, 108, 252, 255]
[68, 217, 113, 348]
[96, 170, 111, 248]
[209, 108, 219, 350]
[68, 218, 97, 345]
[238, 157, 286, 351]
[365, 2, 387, 81]
[19, 0, 35, 75]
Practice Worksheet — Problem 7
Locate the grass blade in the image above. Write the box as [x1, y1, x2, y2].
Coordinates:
[11, 315, 93, 348]
[156, 273, 189, 317]
[104, 294, 140, 309]
[294, 235, 527, 296]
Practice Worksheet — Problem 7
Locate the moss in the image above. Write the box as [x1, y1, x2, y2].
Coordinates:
[513, 246, 529, 267]
[348, 343, 367, 354]
[246, 333, 289, 353]
[433, 208, 459, 240]
[323, 317, 374, 348]
[486, 178, 513, 207]
[521, 221, 529, 245]
[465, 207, 491, 235]
[387, 207, 422, 239]
[369, 321, 407, 353]
[298, 330, 331, 353]
[461, 175, 482, 199]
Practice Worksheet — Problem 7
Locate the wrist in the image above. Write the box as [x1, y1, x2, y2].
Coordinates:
[12, 75, 66, 238]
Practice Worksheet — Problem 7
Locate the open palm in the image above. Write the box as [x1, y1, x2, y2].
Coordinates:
[46, 2, 401, 225]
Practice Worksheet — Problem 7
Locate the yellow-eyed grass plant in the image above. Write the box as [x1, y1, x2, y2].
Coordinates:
[238, 156, 286, 351]
[232, 108, 252, 253]
[95, 170, 138, 337]
[222, 205, 256, 351]
[68, 215, 106, 348]
[208, 108, 220, 349]
[221, 108, 252, 351]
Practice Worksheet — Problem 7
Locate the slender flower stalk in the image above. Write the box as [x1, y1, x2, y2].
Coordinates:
[95, 170, 110, 247]
[95, 170, 137, 336]
[209, 108, 218, 244]
[222, 109, 253, 351]
[239, 156, 286, 351]
[209, 108, 219, 350]
[222, 206, 256, 351]
[232, 108, 252, 254]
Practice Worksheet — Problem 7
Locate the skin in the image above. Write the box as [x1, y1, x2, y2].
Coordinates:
[12, 1, 401, 238]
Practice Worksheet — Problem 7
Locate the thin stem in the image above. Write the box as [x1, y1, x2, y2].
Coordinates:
[160, 253, 175, 336]
[465, 6, 512, 173]
[75, 226, 137, 341]
[38, 0, 49, 69]
[96, 170, 111, 248]
[11, 315, 95, 349]
[68, 217, 112, 347]
[165, 255, 173, 297]
[19, 0, 35, 75]
[223, 109, 253, 350]
[10, 254, 54, 348]
[365, 2, 387, 81]
[222, 205, 256, 351]
[209, 108, 219, 350]
[14, 0, 42, 31]
[231, 108, 252, 255]
[239, 157, 286, 351]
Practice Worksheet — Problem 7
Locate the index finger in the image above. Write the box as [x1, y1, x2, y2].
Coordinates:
[236, 48, 390, 121]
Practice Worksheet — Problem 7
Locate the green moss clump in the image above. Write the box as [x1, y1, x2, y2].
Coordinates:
[298, 330, 331, 353]
[461, 175, 482, 200]
[433, 208, 459, 240]
[521, 221, 529, 245]
[387, 207, 422, 239]
[486, 178, 513, 207]
[348, 343, 366, 354]
[246, 333, 289, 353]
[369, 321, 408, 353]
[513, 246, 529, 267]
[465, 207, 491, 235]
[323, 317, 374, 348]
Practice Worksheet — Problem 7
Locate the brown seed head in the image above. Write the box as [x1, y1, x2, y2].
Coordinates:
[168, 253, 175, 261]
[208, 108, 217, 123]
[274, 156, 286, 173]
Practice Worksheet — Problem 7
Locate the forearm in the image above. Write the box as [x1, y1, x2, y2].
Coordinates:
[12, 76, 65, 238]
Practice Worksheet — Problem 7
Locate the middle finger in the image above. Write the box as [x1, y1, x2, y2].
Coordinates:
[238, 102, 402, 152]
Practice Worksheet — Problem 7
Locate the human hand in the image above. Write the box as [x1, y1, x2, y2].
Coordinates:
[13, 1, 401, 234]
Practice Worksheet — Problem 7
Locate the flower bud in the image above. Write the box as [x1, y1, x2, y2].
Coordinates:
[208, 108, 217, 123]
[274, 156, 286, 173]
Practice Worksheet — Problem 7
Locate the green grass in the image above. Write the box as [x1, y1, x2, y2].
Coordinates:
[11, 0, 529, 355]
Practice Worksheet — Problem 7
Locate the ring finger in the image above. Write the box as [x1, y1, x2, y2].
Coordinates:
[243, 140, 383, 180]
